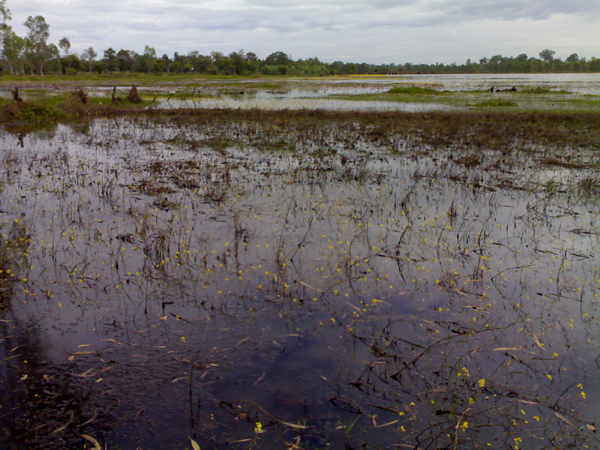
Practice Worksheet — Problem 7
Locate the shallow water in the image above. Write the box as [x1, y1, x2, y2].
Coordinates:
[1, 118, 600, 449]
[160, 95, 455, 111]
[353, 73, 600, 94]
[2, 73, 599, 112]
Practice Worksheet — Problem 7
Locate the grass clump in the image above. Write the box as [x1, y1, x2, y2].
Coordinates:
[518, 87, 571, 95]
[540, 156, 587, 169]
[578, 176, 600, 197]
[473, 99, 517, 108]
[0, 90, 150, 130]
[387, 86, 443, 95]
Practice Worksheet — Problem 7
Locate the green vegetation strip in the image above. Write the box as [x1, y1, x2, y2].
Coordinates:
[2, 96, 600, 152]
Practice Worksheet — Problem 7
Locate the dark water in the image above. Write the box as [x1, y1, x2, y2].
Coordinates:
[1, 118, 600, 449]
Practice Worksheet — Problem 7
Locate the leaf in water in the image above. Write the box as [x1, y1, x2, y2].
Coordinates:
[52, 424, 68, 434]
[81, 434, 102, 450]
[280, 421, 309, 430]
[188, 436, 201, 450]
[554, 412, 573, 426]
[75, 367, 96, 378]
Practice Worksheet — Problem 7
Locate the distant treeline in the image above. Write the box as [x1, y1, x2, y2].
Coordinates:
[1, 12, 599, 76]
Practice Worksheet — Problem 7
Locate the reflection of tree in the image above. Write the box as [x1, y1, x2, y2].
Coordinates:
[0, 219, 30, 311]
[0, 320, 115, 449]
[0, 221, 115, 448]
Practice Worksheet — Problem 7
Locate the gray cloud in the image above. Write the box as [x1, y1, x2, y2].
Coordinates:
[6, 0, 600, 63]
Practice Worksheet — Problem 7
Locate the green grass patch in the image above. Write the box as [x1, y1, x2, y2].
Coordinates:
[0, 92, 150, 130]
[517, 87, 572, 95]
[386, 86, 444, 95]
[473, 99, 518, 107]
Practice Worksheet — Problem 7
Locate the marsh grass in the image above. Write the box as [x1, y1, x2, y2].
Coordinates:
[332, 84, 600, 111]
[0, 91, 152, 130]
[517, 87, 572, 95]
[578, 176, 600, 197]
[386, 85, 446, 95]
[473, 98, 518, 107]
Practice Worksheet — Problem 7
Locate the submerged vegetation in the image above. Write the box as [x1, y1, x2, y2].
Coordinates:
[1, 77, 600, 449]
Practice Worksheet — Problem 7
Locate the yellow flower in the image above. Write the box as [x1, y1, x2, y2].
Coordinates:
[460, 420, 469, 431]
[254, 422, 263, 433]
[478, 379, 485, 388]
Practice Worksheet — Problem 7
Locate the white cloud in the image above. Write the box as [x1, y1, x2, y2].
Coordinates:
[6, 0, 600, 63]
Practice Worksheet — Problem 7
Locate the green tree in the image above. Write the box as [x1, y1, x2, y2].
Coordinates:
[187, 52, 212, 73]
[24, 15, 52, 75]
[0, 0, 10, 23]
[58, 37, 70, 56]
[117, 49, 137, 72]
[229, 50, 244, 74]
[516, 53, 528, 62]
[161, 54, 171, 73]
[1, 24, 25, 74]
[81, 46, 96, 72]
[539, 49, 555, 63]
[244, 52, 259, 74]
[265, 51, 291, 66]
[61, 53, 82, 74]
[103, 47, 117, 72]
[137, 45, 157, 73]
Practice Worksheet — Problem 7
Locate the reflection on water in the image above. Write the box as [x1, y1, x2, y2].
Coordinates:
[345, 73, 600, 94]
[1, 73, 599, 112]
[1, 117, 600, 449]
[159, 95, 456, 111]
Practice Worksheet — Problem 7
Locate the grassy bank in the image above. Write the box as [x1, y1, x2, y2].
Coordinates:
[2, 93, 600, 153]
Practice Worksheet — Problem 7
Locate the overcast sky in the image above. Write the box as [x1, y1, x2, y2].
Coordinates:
[7, 0, 600, 64]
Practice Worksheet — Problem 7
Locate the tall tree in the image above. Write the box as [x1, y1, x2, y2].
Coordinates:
[1, 24, 25, 74]
[0, 0, 10, 23]
[24, 15, 51, 75]
[539, 49, 556, 63]
[138, 45, 157, 73]
[116, 49, 137, 72]
[81, 46, 96, 72]
[265, 51, 291, 66]
[103, 47, 117, 72]
[58, 37, 70, 56]
[161, 54, 171, 73]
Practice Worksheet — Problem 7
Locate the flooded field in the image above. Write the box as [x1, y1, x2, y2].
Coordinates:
[1, 106, 600, 450]
[2, 73, 600, 113]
